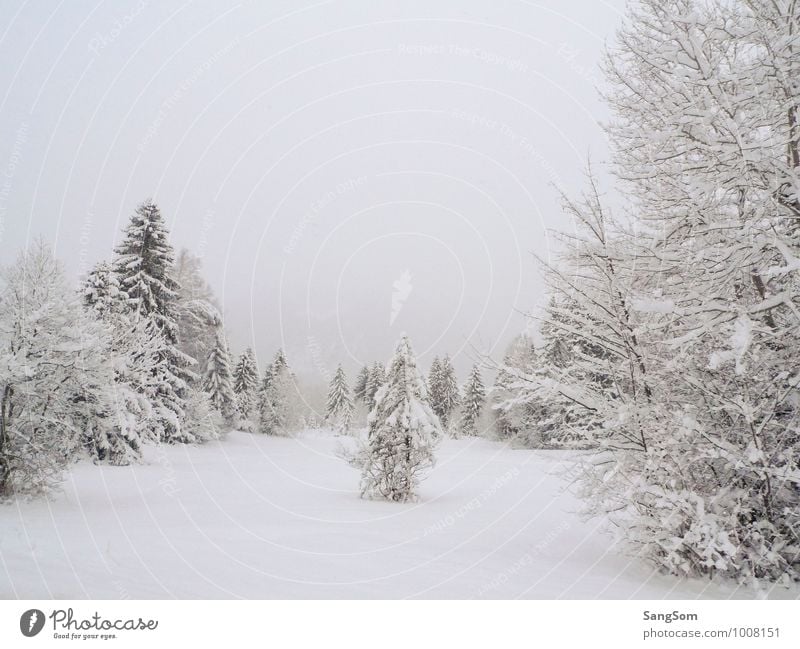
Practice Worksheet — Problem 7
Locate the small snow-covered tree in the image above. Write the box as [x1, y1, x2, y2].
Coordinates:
[459, 364, 486, 437]
[113, 200, 197, 443]
[203, 328, 236, 423]
[183, 388, 221, 442]
[358, 335, 441, 502]
[233, 348, 259, 429]
[326, 365, 354, 433]
[353, 366, 370, 403]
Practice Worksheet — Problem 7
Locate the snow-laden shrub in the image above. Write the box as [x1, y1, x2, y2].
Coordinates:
[184, 388, 222, 442]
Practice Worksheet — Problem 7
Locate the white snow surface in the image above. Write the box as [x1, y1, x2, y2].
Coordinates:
[1, 430, 795, 599]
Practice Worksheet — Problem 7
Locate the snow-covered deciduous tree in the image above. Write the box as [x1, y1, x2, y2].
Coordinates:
[326, 365, 354, 433]
[353, 366, 370, 404]
[203, 329, 237, 424]
[113, 200, 197, 443]
[489, 333, 540, 442]
[459, 364, 486, 437]
[233, 348, 259, 430]
[497, 0, 800, 586]
[357, 335, 441, 502]
[597, 0, 800, 585]
[0, 244, 118, 495]
[173, 249, 221, 382]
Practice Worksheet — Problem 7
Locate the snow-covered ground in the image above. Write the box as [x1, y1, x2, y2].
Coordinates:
[0, 430, 794, 599]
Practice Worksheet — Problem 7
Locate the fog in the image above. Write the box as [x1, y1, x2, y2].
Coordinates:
[0, 0, 624, 381]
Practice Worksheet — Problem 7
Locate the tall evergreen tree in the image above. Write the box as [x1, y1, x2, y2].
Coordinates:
[358, 335, 441, 502]
[112, 200, 196, 443]
[326, 365, 354, 433]
[82, 260, 162, 464]
[258, 349, 300, 435]
[353, 366, 370, 403]
[459, 364, 486, 437]
[203, 328, 237, 423]
[437, 355, 460, 428]
[233, 348, 259, 428]
[364, 361, 386, 410]
[427, 356, 443, 415]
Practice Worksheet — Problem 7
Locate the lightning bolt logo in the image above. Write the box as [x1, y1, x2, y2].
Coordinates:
[20, 608, 45, 637]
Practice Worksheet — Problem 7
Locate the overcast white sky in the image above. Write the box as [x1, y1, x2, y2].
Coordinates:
[0, 0, 625, 382]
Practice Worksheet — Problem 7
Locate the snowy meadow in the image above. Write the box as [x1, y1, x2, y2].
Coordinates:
[2, 0, 800, 604]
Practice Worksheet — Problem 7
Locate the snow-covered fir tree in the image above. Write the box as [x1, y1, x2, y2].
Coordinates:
[428, 355, 459, 429]
[358, 335, 442, 502]
[459, 364, 486, 437]
[438, 355, 460, 429]
[233, 348, 259, 430]
[258, 349, 301, 435]
[364, 361, 385, 410]
[82, 260, 163, 464]
[83, 261, 123, 318]
[427, 356, 442, 411]
[203, 328, 237, 424]
[112, 200, 197, 443]
[325, 365, 354, 433]
[353, 366, 370, 403]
